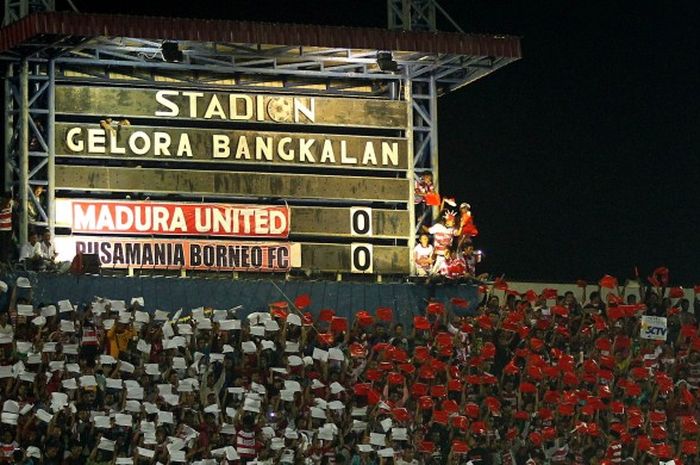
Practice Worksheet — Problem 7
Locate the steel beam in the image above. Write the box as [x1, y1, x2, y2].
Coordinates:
[429, 74, 439, 196]
[3, 65, 13, 193]
[18, 59, 28, 243]
[47, 59, 55, 235]
[405, 78, 416, 275]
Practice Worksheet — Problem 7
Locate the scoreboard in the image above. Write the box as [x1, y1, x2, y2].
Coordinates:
[53, 85, 413, 275]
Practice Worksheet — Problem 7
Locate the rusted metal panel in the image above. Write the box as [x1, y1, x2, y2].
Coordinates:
[290, 206, 409, 238]
[0, 12, 522, 58]
[55, 86, 408, 129]
[55, 123, 408, 170]
[300, 243, 409, 274]
[56, 165, 410, 202]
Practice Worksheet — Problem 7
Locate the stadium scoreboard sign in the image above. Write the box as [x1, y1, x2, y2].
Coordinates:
[55, 86, 408, 128]
[54, 85, 413, 275]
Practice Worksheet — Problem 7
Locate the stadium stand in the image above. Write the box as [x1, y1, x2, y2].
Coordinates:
[0, 273, 699, 465]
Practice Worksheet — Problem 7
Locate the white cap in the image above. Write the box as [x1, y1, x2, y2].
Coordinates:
[0, 281, 7, 293]
[16, 277, 31, 289]
[26, 446, 41, 458]
[460, 202, 470, 210]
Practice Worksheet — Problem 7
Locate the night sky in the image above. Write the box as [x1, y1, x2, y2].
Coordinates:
[75, 0, 700, 284]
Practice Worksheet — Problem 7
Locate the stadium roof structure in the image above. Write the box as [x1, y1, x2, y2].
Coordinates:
[0, 12, 520, 95]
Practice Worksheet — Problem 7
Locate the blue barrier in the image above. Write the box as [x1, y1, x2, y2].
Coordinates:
[2, 272, 479, 325]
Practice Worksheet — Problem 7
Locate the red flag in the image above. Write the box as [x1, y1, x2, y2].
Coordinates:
[519, 382, 537, 393]
[654, 266, 670, 285]
[366, 388, 381, 405]
[451, 440, 469, 454]
[349, 343, 366, 358]
[387, 372, 404, 385]
[355, 310, 374, 327]
[317, 333, 334, 345]
[524, 290, 538, 302]
[424, 192, 441, 206]
[410, 383, 428, 397]
[681, 324, 697, 338]
[376, 307, 393, 321]
[607, 293, 623, 305]
[669, 287, 684, 298]
[426, 302, 445, 315]
[353, 383, 370, 396]
[330, 317, 348, 333]
[475, 314, 493, 330]
[302, 312, 314, 326]
[433, 410, 449, 425]
[392, 407, 410, 422]
[598, 275, 618, 289]
[682, 440, 698, 455]
[418, 396, 434, 410]
[442, 399, 459, 415]
[607, 307, 624, 320]
[452, 415, 469, 431]
[450, 297, 470, 308]
[318, 309, 335, 322]
[414, 316, 431, 330]
[294, 294, 311, 309]
[542, 288, 558, 300]
[681, 416, 699, 433]
[529, 431, 543, 446]
[269, 301, 288, 319]
[695, 284, 700, 294]
[430, 384, 447, 398]
[552, 305, 569, 317]
[494, 277, 508, 291]
[418, 441, 435, 453]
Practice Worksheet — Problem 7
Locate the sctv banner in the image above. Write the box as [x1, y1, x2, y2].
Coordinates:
[640, 315, 667, 341]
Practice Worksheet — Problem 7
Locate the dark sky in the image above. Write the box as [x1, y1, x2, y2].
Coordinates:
[74, 0, 700, 284]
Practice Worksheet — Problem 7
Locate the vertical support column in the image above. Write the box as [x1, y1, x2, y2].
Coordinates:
[404, 78, 416, 275]
[47, 59, 56, 235]
[428, 74, 439, 197]
[18, 59, 29, 245]
[3, 65, 14, 194]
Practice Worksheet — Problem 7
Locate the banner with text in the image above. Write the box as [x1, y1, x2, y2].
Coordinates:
[55, 86, 408, 129]
[55, 199, 290, 238]
[55, 236, 297, 272]
[55, 123, 407, 170]
[640, 315, 667, 341]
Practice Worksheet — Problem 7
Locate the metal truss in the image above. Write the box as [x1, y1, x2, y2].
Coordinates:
[3, 0, 54, 27]
[388, 0, 437, 32]
[42, 37, 515, 97]
[387, 0, 465, 34]
[3, 58, 54, 243]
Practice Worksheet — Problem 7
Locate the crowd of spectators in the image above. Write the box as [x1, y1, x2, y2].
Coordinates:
[414, 172, 482, 281]
[0, 270, 698, 465]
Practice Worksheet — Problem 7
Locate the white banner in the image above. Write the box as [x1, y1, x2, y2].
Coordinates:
[640, 315, 667, 341]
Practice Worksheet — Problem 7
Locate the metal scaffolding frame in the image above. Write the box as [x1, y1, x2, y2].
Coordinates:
[1, 25, 518, 273]
[3, 57, 54, 243]
[2, 0, 54, 26]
